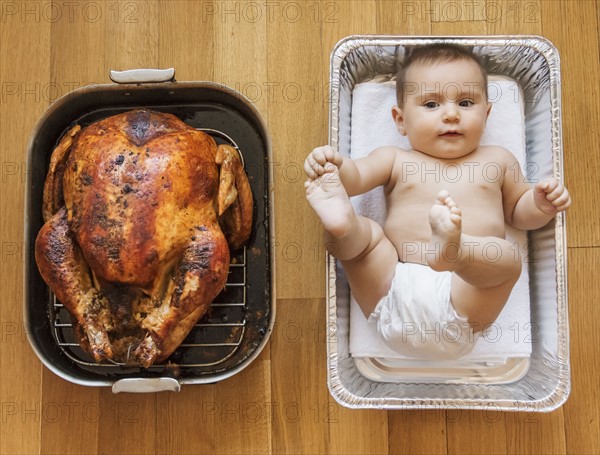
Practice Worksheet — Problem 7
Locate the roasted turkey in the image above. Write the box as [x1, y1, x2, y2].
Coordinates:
[35, 109, 253, 367]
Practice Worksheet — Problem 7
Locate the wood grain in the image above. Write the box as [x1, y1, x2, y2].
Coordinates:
[1, 1, 599, 454]
[271, 299, 329, 454]
[389, 410, 447, 455]
[104, 1, 159, 72]
[97, 389, 157, 455]
[40, 374, 100, 455]
[447, 410, 507, 455]
[376, 0, 432, 34]
[486, 0, 543, 35]
[158, 1, 216, 82]
[329, 406, 389, 455]
[266, 3, 327, 300]
[0, 7, 50, 454]
[562, 248, 600, 454]
[155, 351, 272, 454]
[505, 411, 566, 455]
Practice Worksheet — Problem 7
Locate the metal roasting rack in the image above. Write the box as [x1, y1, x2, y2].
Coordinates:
[48, 129, 250, 371]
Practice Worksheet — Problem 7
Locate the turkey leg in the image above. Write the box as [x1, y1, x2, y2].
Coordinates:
[35, 207, 114, 362]
[135, 223, 230, 367]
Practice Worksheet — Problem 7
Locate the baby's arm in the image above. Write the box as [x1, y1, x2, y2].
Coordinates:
[510, 178, 571, 229]
[304, 145, 397, 196]
[500, 148, 571, 229]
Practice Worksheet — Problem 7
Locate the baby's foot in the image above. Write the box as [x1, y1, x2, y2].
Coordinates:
[427, 190, 463, 272]
[305, 163, 355, 238]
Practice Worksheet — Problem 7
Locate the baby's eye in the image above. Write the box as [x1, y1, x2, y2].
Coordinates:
[424, 101, 438, 108]
[459, 99, 474, 107]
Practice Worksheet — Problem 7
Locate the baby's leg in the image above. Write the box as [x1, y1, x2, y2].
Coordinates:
[305, 164, 398, 316]
[427, 190, 522, 329]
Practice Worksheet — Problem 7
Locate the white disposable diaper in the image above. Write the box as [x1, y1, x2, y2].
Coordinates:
[368, 262, 479, 359]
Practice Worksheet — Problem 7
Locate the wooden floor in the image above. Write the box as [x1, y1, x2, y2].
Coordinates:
[1, 1, 599, 453]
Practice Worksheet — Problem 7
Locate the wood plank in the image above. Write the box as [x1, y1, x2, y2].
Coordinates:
[562, 248, 600, 454]
[447, 410, 507, 454]
[389, 410, 447, 455]
[155, 383, 218, 454]
[212, 352, 272, 454]
[376, 0, 432, 34]
[329, 406, 389, 455]
[209, 12, 271, 453]
[506, 411, 566, 455]
[540, 0, 600, 248]
[430, 2, 488, 35]
[49, 0, 107, 88]
[158, 0, 215, 82]
[271, 299, 329, 453]
[97, 390, 157, 455]
[212, 0, 268, 117]
[0, 4, 50, 454]
[104, 0, 160, 72]
[39, 373, 100, 455]
[486, 0, 543, 34]
[321, 1, 378, 62]
[266, 4, 327, 300]
[155, 351, 271, 454]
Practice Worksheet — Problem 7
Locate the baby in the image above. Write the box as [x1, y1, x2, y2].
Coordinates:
[304, 44, 571, 359]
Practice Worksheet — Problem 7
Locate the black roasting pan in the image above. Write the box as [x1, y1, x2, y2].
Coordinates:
[23, 69, 274, 392]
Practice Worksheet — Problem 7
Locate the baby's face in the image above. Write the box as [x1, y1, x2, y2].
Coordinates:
[393, 59, 491, 160]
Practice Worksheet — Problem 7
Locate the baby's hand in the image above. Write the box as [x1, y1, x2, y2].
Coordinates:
[304, 145, 343, 180]
[534, 178, 572, 215]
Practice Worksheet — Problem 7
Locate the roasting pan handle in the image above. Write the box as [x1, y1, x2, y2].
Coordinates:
[109, 68, 175, 84]
[112, 377, 181, 393]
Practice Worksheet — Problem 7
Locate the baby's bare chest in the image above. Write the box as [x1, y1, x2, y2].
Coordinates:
[386, 159, 507, 237]
[395, 159, 505, 190]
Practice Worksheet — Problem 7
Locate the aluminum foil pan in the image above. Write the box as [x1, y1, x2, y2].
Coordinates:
[326, 36, 568, 411]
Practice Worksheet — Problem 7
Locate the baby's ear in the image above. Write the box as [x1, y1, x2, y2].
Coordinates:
[391, 106, 406, 136]
[486, 101, 492, 119]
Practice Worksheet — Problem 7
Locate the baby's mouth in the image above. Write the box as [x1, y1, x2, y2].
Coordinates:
[439, 131, 463, 138]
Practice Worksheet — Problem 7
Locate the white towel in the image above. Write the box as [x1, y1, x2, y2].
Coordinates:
[348, 77, 532, 361]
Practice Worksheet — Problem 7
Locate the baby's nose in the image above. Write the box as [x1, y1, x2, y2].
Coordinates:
[442, 104, 460, 121]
